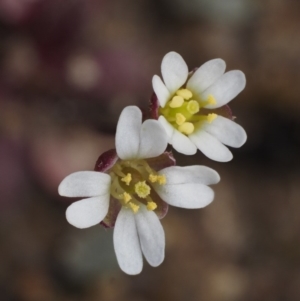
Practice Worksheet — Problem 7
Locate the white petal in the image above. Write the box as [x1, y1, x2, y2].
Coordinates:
[116, 106, 141, 160]
[158, 116, 174, 143]
[152, 75, 170, 108]
[138, 119, 168, 159]
[170, 130, 197, 155]
[158, 165, 220, 185]
[135, 205, 165, 267]
[161, 52, 188, 94]
[204, 115, 247, 147]
[113, 207, 143, 275]
[201, 70, 246, 109]
[187, 59, 226, 93]
[189, 130, 233, 162]
[66, 195, 110, 229]
[58, 171, 111, 197]
[154, 182, 214, 209]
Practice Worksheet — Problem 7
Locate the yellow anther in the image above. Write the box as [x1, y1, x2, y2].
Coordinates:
[169, 96, 184, 108]
[122, 192, 132, 204]
[157, 175, 166, 185]
[149, 174, 158, 183]
[178, 122, 194, 135]
[135, 181, 151, 198]
[207, 94, 217, 105]
[129, 202, 140, 214]
[176, 89, 193, 100]
[175, 113, 186, 125]
[187, 100, 200, 114]
[147, 201, 157, 211]
[207, 113, 217, 123]
[121, 173, 132, 185]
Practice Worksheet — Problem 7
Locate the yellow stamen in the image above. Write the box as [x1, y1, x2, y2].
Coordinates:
[122, 192, 132, 204]
[175, 113, 186, 125]
[207, 113, 217, 123]
[176, 89, 193, 100]
[121, 173, 132, 185]
[169, 96, 184, 108]
[157, 175, 166, 185]
[147, 201, 157, 211]
[149, 174, 158, 183]
[178, 122, 194, 135]
[129, 202, 140, 214]
[187, 100, 199, 114]
[207, 94, 216, 105]
[135, 181, 151, 198]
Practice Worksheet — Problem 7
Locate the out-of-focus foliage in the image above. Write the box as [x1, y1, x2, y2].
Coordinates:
[0, 0, 300, 300]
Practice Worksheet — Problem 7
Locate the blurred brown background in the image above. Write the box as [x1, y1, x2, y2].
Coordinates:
[0, 0, 300, 300]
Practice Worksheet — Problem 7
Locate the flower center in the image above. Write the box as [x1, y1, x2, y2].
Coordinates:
[159, 88, 218, 135]
[109, 160, 166, 214]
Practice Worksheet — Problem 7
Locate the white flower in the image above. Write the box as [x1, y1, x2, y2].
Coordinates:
[58, 106, 220, 275]
[152, 51, 247, 161]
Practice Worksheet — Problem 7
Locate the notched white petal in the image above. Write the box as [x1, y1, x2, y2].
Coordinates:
[116, 106, 142, 160]
[187, 58, 226, 93]
[158, 165, 220, 185]
[158, 116, 174, 143]
[189, 130, 233, 162]
[161, 52, 188, 94]
[202, 70, 246, 109]
[135, 205, 165, 267]
[204, 115, 247, 148]
[152, 75, 170, 108]
[170, 130, 197, 155]
[58, 171, 111, 197]
[154, 182, 214, 209]
[66, 195, 110, 229]
[113, 208, 143, 275]
[138, 119, 168, 159]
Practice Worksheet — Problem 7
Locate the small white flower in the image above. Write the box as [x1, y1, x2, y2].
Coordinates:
[152, 51, 247, 161]
[58, 106, 220, 275]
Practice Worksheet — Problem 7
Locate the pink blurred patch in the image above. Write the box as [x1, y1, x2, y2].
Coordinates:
[0, 0, 40, 24]
[29, 128, 114, 196]
[0, 138, 26, 209]
[94, 49, 149, 97]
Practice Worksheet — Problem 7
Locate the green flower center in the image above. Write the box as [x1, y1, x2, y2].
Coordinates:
[109, 160, 166, 213]
[159, 88, 217, 135]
